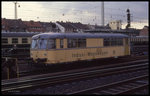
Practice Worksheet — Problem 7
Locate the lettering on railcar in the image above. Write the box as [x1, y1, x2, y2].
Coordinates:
[72, 48, 108, 58]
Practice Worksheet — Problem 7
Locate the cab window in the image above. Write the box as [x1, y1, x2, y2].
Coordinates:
[38, 39, 48, 49]
[31, 39, 38, 49]
[47, 39, 56, 49]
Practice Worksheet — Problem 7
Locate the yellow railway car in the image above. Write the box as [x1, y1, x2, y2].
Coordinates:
[30, 32, 130, 65]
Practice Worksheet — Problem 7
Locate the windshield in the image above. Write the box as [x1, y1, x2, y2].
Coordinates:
[31, 38, 55, 49]
[31, 39, 38, 49]
[38, 39, 48, 49]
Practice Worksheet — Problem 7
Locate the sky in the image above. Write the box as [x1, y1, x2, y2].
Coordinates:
[1, 1, 149, 29]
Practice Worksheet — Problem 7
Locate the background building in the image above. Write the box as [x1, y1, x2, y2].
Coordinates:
[23, 20, 45, 32]
[139, 26, 149, 36]
[109, 20, 122, 30]
[1, 18, 146, 37]
[39, 22, 60, 32]
[2, 18, 27, 32]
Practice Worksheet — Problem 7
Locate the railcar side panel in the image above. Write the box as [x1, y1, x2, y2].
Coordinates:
[63, 38, 68, 48]
[31, 46, 125, 64]
[86, 38, 103, 47]
[56, 39, 60, 49]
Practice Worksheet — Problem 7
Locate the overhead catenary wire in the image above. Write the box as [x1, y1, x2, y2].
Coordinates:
[2, 2, 148, 27]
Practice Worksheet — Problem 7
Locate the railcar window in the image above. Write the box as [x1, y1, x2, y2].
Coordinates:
[78, 39, 86, 48]
[12, 38, 18, 43]
[68, 39, 86, 48]
[117, 38, 123, 45]
[73, 39, 78, 48]
[125, 38, 128, 45]
[111, 38, 116, 46]
[67, 39, 71, 48]
[60, 39, 64, 48]
[104, 38, 110, 46]
[104, 38, 123, 46]
[31, 39, 38, 49]
[38, 39, 48, 49]
[68, 39, 77, 48]
[2, 38, 8, 43]
[47, 39, 56, 49]
[22, 38, 28, 43]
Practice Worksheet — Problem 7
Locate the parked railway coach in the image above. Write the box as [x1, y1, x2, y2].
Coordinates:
[130, 36, 148, 45]
[130, 36, 149, 55]
[30, 33, 130, 65]
[2, 32, 40, 58]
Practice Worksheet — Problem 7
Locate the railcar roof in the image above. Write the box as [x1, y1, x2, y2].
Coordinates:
[2, 32, 41, 37]
[32, 32, 128, 39]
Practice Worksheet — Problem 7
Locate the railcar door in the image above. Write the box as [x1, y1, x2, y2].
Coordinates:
[124, 38, 130, 55]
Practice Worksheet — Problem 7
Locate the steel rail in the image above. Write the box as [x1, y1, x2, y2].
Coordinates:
[2, 62, 148, 92]
[2, 63, 148, 90]
[2, 62, 148, 86]
[2, 59, 148, 84]
[17, 58, 149, 77]
[68, 75, 148, 94]
[115, 84, 148, 95]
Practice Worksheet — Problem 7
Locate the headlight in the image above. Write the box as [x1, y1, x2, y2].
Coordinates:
[44, 53, 47, 56]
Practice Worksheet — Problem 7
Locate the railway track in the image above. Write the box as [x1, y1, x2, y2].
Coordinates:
[2, 55, 147, 81]
[2, 59, 148, 94]
[18, 55, 148, 77]
[68, 75, 148, 95]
